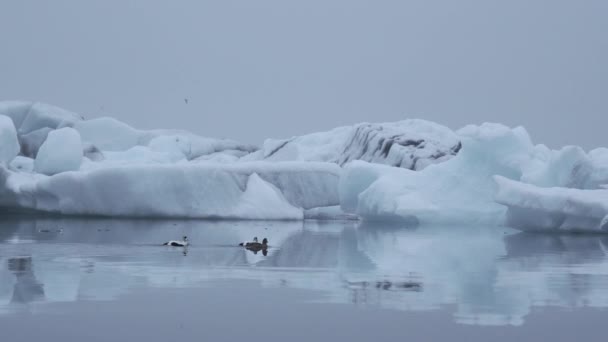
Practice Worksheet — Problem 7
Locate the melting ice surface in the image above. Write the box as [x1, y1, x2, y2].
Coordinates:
[2, 217, 608, 328]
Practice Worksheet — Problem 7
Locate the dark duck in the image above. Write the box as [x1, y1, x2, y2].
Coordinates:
[239, 237, 269, 255]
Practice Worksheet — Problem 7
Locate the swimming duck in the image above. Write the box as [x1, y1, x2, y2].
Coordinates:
[163, 236, 189, 247]
[239, 237, 259, 247]
[239, 237, 269, 253]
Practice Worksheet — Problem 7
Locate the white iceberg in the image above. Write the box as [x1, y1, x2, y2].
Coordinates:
[2, 100, 608, 228]
[340, 123, 536, 224]
[494, 175, 608, 232]
[1, 162, 338, 218]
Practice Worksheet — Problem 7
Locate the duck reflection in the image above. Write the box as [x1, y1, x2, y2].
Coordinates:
[346, 280, 422, 292]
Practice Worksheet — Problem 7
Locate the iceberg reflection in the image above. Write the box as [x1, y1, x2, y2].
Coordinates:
[1, 217, 608, 326]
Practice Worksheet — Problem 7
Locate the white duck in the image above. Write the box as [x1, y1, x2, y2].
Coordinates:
[163, 236, 189, 247]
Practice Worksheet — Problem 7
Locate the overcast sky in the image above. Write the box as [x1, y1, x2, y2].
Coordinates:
[1, 0, 606, 149]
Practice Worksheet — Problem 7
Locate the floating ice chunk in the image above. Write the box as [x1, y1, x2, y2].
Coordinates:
[494, 175, 608, 232]
[232, 173, 303, 219]
[9, 156, 34, 173]
[0, 115, 20, 165]
[2, 162, 339, 218]
[34, 127, 83, 175]
[341, 123, 535, 224]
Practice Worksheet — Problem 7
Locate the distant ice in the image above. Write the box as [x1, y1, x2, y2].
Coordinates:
[1, 100, 608, 229]
[246, 119, 461, 170]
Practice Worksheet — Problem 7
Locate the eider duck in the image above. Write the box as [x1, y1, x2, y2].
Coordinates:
[239, 237, 268, 254]
[163, 236, 189, 247]
[239, 237, 259, 247]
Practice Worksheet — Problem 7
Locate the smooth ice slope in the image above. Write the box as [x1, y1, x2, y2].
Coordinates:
[1, 162, 339, 218]
[34, 127, 83, 175]
[0, 115, 20, 165]
[232, 173, 303, 219]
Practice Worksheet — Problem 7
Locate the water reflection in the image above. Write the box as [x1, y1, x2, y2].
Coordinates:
[8, 257, 45, 304]
[1, 216, 608, 326]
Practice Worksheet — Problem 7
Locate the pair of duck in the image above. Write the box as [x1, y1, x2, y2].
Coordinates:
[162, 236, 269, 252]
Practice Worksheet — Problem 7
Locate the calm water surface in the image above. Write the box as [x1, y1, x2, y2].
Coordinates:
[1, 216, 607, 341]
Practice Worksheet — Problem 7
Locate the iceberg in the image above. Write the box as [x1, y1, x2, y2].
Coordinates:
[340, 124, 535, 224]
[1, 162, 338, 218]
[340, 123, 608, 230]
[2, 100, 608, 229]
[494, 176, 608, 232]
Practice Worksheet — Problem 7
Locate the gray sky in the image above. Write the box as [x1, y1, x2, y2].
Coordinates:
[1, 0, 606, 149]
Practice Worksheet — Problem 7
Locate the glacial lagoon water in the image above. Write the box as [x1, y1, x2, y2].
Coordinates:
[1, 216, 608, 341]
